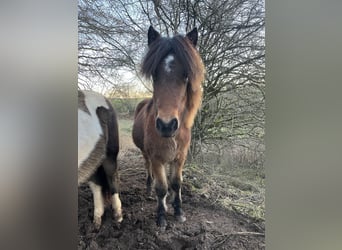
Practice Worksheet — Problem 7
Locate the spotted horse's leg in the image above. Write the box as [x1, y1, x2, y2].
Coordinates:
[102, 156, 122, 223]
[88, 181, 105, 230]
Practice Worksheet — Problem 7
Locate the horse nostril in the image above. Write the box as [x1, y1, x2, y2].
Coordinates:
[170, 118, 178, 131]
[156, 117, 163, 131]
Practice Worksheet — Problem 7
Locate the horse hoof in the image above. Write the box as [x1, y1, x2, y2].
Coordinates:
[157, 217, 167, 231]
[146, 190, 154, 200]
[147, 188, 152, 196]
[93, 217, 102, 230]
[158, 223, 167, 232]
[114, 212, 123, 223]
[176, 215, 186, 223]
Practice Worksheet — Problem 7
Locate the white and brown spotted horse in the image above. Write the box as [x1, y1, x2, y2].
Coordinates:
[78, 90, 122, 229]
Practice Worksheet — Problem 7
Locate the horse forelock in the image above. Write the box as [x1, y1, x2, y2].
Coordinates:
[141, 33, 205, 129]
[141, 35, 205, 87]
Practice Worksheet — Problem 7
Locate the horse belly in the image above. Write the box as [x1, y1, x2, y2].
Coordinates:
[78, 109, 104, 168]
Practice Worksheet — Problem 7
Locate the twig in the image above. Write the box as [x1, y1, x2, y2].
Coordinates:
[230, 231, 264, 236]
[215, 231, 264, 238]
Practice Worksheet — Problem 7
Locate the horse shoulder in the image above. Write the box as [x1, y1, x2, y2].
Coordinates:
[132, 99, 151, 151]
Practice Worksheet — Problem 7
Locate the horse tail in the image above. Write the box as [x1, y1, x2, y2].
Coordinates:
[104, 99, 119, 159]
[105, 99, 120, 192]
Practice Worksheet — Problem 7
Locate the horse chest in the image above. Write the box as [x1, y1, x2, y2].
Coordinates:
[146, 138, 177, 163]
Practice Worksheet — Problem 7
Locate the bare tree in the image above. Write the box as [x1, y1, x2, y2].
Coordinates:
[78, 0, 265, 165]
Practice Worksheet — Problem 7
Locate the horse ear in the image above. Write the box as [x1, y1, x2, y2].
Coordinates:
[148, 26, 160, 46]
[186, 27, 198, 47]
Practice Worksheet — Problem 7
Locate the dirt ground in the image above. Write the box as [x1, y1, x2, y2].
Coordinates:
[78, 128, 265, 249]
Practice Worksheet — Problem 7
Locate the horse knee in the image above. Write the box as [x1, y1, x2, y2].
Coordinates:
[171, 180, 181, 192]
[155, 183, 167, 198]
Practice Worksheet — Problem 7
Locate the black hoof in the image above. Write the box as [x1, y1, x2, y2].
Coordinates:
[146, 187, 153, 197]
[157, 216, 167, 231]
[174, 208, 186, 222]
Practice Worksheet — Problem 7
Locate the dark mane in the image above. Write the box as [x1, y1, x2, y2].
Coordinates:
[141, 35, 205, 89]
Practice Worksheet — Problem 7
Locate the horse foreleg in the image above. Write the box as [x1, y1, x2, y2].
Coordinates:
[152, 161, 168, 230]
[88, 181, 105, 229]
[170, 157, 186, 223]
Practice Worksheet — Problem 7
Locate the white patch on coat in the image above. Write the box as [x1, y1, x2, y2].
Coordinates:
[78, 90, 109, 168]
[164, 54, 174, 73]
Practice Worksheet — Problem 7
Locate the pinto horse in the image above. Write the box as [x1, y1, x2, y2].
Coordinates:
[78, 90, 123, 229]
[132, 26, 205, 230]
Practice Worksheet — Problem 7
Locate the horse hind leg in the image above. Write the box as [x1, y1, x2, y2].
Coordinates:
[102, 158, 123, 223]
[88, 181, 105, 230]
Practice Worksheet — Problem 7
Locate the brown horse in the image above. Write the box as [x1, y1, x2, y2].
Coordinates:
[132, 26, 205, 230]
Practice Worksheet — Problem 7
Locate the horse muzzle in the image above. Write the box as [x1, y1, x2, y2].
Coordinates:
[156, 117, 178, 137]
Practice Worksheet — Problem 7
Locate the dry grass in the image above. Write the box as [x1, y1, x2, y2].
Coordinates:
[118, 118, 135, 153]
[184, 146, 265, 223]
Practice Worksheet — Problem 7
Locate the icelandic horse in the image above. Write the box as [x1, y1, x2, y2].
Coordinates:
[78, 90, 123, 229]
[132, 26, 205, 230]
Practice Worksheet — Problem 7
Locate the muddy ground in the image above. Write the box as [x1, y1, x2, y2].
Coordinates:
[78, 129, 265, 249]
